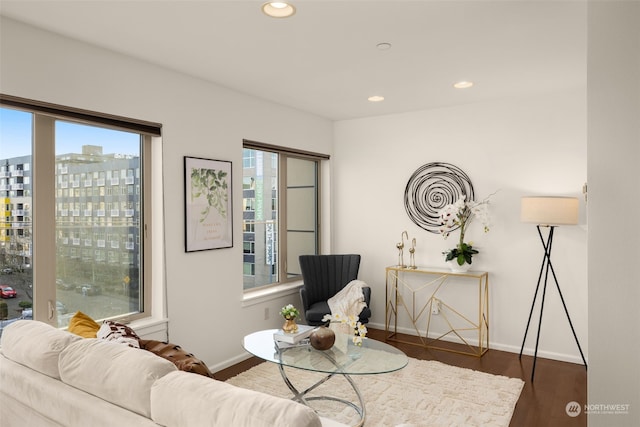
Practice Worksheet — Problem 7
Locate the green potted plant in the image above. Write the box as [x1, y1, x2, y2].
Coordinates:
[279, 304, 299, 333]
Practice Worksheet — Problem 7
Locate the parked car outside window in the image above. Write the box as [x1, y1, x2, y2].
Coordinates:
[0, 285, 17, 298]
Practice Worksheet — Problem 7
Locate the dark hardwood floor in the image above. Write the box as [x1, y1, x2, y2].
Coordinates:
[215, 328, 587, 427]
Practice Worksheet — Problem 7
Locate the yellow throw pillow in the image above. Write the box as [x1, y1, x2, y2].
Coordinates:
[68, 311, 100, 338]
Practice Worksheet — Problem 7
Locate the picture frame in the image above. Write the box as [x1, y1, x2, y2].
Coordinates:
[184, 156, 233, 252]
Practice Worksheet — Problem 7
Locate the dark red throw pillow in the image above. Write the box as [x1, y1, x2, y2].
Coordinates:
[139, 339, 215, 379]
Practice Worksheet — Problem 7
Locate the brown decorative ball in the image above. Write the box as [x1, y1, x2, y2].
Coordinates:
[309, 326, 335, 350]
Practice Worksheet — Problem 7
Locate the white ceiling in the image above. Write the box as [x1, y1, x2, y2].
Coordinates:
[0, 0, 586, 121]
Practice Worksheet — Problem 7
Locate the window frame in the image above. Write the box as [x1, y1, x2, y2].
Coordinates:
[1, 94, 160, 326]
[242, 139, 328, 292]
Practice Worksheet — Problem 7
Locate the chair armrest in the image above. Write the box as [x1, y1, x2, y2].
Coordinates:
[362, 286, 371, 306]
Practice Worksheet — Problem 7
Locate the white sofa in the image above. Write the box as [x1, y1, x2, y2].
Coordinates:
[0, 320, 345, 427]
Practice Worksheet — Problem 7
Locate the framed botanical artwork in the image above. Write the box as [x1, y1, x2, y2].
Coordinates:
[184, 156, 233, 252]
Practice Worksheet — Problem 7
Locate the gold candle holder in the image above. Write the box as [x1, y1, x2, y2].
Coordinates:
[396, 231, 408, 268]
[408, 238, 417, 269]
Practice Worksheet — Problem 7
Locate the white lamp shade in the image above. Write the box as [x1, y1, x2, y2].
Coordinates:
[521, 196, 579, 226]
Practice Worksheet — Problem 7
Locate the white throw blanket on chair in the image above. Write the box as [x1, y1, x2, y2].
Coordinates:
[327, 280, 367, 319]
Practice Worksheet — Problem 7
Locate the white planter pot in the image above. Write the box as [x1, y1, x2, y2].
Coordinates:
[448, 260, 472, 272]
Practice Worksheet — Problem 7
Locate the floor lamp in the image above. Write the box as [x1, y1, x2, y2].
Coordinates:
[519, 196, 587, 381]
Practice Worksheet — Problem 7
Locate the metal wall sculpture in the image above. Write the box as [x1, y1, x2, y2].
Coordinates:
[404, 162, 474, 234]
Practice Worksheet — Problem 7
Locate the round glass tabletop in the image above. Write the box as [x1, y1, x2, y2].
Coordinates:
[243, 329, 408, 375]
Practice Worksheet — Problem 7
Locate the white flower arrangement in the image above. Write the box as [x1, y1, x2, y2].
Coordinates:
[322, 313, 368, 346]
[438, 194, 493, 266]
[438, 196, 491, 238]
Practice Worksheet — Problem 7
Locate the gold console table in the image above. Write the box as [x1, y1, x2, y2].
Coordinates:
[385, 266, 489, 357]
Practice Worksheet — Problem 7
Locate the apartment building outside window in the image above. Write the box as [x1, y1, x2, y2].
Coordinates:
[242, 141, 328, 291]
[0, 95, 159, 328]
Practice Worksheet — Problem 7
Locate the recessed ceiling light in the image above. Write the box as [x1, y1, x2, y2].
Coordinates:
[453, 81, 474, 89]
[262, 2, 296, 18]
[376, 42, 392, 51]
[368, 95, 385, 102]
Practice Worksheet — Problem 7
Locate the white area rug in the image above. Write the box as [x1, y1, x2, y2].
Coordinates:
[226, 358, 524, 427]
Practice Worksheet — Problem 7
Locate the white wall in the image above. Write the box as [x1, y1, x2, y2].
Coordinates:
[1, 14, 595, 369]
[587, 2, 640, 425]
[0, 18, 333, 369]
[333, 89, 588, 363]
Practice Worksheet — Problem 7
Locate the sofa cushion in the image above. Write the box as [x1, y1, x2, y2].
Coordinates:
[59, 338, 177, 418]
[139, 339, 213, 378]
[68, 311, 101, 338]
[151, 370, 323, 427]
[0, 320, 80, 379]
[1, 353, 159, 427]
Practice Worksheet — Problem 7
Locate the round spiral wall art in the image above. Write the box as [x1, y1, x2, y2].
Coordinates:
[404, 162, 475, 233]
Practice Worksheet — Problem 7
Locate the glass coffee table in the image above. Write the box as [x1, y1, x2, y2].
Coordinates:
[243, 329, 408, 427]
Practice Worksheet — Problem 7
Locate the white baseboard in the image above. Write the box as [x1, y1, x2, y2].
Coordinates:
[212, 322, 587, 374]
[495, 342, 587, 365]
[367, 321, 587, 366]
[209, 352, 255, 374]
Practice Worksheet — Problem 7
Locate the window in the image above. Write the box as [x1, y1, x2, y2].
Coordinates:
[242, 140, 327, 291]
[0, 95, 160, 328]
[243, 149, 255, 168]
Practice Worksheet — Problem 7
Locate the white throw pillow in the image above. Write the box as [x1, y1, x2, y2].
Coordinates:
[0, 320, 80, 379]
[59, 338, 177, 418]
